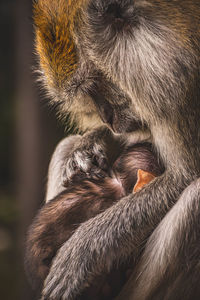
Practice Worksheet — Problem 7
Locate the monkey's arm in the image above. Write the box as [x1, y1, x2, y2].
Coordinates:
[42, 171, 192, 300]
[116, 178, 200, 300]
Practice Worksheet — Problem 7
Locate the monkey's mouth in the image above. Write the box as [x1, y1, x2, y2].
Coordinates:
[101, 109, 145, 134]
[110, 117, 145, 134]
[90, 89, 144, 134]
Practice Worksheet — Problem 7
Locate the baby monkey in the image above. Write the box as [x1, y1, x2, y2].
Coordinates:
[25, 140, 163, 299]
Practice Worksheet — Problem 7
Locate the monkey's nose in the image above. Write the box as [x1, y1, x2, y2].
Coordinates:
[87, 1, 137, 37]
[105, 3, 124, 23]
[104, 1, 136, 25]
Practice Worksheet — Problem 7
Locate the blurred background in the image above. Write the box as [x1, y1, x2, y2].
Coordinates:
[0, 0, 65, 299]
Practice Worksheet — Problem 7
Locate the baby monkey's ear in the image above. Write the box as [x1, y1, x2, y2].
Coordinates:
[33, 0, 83, 89]
[133, 169, 156, 193]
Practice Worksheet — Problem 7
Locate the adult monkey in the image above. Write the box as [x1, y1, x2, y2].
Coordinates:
[33, 0, 200, 299]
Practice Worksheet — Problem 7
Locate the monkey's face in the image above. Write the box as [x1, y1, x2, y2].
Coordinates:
[84, 0, 200, 123]
[33, 0, 145, 133]
[34, 0, 200, 132]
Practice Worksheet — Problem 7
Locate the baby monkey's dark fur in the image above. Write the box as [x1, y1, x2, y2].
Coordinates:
[26, 142, 163, 299]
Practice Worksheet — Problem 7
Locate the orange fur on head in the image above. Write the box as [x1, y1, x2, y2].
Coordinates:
[33, 0, 88, 88]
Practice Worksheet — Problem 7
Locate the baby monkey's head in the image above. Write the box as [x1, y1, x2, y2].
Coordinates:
[112, 142, 164, 195]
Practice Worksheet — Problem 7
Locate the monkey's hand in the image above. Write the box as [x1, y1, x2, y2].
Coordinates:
[62, 141, 108, 184]
[62, 126, 118, 185]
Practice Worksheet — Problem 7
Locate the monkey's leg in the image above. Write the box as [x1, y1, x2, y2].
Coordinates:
[116, 178, 200, 300]
[46, 135, 81, 202]
[42, 171, 195, 300]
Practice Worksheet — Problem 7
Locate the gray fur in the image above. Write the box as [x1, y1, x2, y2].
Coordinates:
[116, 178, 200, 300]
[33, 0, 200, 299]
[46, 135, 81, 202]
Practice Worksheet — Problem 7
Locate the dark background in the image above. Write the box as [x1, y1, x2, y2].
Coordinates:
[0, 0, 65, 299]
